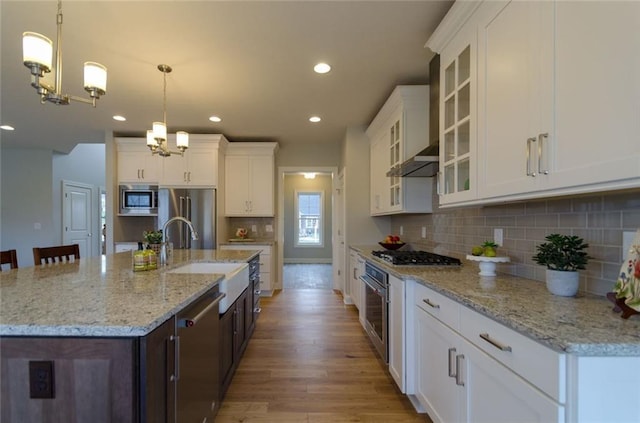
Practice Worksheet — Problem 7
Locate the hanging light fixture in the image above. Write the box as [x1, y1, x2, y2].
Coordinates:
[146, 64, 189, 157]
[22, 0, 107, 107]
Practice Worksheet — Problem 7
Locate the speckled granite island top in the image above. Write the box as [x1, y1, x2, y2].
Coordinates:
[352, 246, 640, 356]
[0, 249, 259, 338]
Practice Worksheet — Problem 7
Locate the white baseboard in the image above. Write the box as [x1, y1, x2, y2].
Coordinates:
[283, 258, 333, 264]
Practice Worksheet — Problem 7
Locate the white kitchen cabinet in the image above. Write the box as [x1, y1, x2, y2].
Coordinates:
[224, 143, 278, 217]
[388, 274, 405, 392]
[366, 86, 433, 216]
[220, 244, 274, 295]
[116, 138, 161, 184]
[408, 280, 564, 423]
[160, 135, 225, 188]
[348, 249, 363, 310]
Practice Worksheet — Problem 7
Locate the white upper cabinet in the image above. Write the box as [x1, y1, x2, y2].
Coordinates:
[160, 135, 226, 188]
[429, 0, 640, 206]
[116, 138, 161, 184]
[224, 142, 278, 217]
[367, 85, 433, 215]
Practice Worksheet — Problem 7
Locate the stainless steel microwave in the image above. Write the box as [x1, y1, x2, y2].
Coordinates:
[119, 184, 158, 215]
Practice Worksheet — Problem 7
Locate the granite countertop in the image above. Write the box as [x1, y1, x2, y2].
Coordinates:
[352, 245, 640, 356]
[0, 249, 259, 338]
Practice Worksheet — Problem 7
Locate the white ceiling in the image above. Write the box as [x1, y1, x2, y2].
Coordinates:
[1, 0, 453, 153]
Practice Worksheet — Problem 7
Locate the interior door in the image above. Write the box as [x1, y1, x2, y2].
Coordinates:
[334, 169, 345, 292]
[62, 181, 94, 258]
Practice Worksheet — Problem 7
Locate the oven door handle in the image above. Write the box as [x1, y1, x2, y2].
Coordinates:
[360, 274, 386, 298]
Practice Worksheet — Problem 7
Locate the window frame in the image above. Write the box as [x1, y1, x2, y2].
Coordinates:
[294, 189, 324, 248]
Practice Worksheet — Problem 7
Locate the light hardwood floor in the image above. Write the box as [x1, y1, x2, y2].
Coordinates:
[216, 289, 433, 423]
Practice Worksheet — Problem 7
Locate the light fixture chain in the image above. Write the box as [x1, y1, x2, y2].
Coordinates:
[163, 69, 167, 127]
[55, 0, 63, 95]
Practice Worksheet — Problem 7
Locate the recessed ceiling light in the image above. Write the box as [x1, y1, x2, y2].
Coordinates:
[113, 115, 126, 121]
[209, 116, 222, 123]
[314, 63, 331, 74]
[309, 116, 321, 123]
[0, 125, 15, 131]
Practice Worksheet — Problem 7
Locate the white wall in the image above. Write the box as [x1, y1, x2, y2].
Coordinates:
[1, 148, 55, 267]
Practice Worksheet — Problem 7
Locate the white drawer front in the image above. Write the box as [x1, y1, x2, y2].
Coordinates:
[413, 282, 460, 331]
[459, 305, 565, 403]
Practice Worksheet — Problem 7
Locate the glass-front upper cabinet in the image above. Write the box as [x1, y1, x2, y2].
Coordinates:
[438, 19, 477, 206]
[389, 119, 401, 208]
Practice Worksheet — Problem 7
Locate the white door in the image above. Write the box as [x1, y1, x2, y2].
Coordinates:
[333, 170, 345, 292]
[62, 181, 94, 258]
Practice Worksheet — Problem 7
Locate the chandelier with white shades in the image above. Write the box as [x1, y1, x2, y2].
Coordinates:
[22, 0, 107, 107]
[146, 64, 189, 157]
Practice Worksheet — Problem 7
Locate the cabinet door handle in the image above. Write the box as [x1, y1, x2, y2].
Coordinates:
[141, 169, 144, 179]
[479, 332, 512, 352]
[538, 132, 549, 175]
[455, 354, 465, 386]
[188, 171, 192, 182]
[422, 298, 440, 309]
[526, 137, 537, 177]
[353, 268, 357, 280]
[448, 347, 457, 378]
[169, 335, 180, 382]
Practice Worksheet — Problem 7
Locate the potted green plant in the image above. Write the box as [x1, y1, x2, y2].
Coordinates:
[143, 230, 163, 254]
[532, 234, 591, 296]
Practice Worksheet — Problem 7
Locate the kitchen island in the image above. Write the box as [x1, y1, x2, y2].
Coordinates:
[352, 245, 640, 422]
[0, 249, 259, 423]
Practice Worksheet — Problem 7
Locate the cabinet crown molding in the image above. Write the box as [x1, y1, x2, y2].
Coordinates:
[425, 1, 482, 53]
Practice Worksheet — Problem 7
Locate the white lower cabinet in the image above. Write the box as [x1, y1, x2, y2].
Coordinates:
[220, 244, 274, 295]
[388, 274, 405, 392]
[408, 280, 564, 423]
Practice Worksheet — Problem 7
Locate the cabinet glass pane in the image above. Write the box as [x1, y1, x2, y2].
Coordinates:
[444, 96, 455, 129]
[395, 121, 400, 141]
[395, 144, 400, 164]
[444, 163, 455, 194]
[459, 121, 470, 156]
[458, 159, 470, 192]
[458, 83, 470, 121]
[390, 126, 394, 145]
[444, 130, 455, 162]
[445, 61, 456, 96]
[390, 145, 395, 166]
[458, 45, 471, 83]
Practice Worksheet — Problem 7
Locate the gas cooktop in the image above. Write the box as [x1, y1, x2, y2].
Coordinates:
[372, 250, 462, 266]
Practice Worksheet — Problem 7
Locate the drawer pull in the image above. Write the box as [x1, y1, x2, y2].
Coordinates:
[479, 333, 512, 352]
[423, 298, 440, 309]
[448, 347, 457, 378]
[455, 354, 465, 386]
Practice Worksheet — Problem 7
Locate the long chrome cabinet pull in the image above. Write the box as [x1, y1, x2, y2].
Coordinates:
[526, 137, 537, 177]
[169, 335, 180, 382]
[422, 298, 440, 309]
[448, 348, 457, 378]
[538, 132, 549, 175]
[181, 293, 226, 327]
[479, 332, 512, 352]
[455, 354, 465, 386]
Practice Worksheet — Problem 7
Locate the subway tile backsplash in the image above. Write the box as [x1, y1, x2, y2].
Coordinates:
[390, 189, 640, 297]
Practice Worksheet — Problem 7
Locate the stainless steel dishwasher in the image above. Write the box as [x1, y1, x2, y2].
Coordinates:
[175, 286, 226, 423]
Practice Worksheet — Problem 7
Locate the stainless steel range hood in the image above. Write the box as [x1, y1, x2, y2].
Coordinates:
[386, 144, 439, 177]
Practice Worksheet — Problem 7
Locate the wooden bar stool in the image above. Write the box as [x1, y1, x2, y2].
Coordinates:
[33, 244, 80, 265]
[0, 249, 18, 270]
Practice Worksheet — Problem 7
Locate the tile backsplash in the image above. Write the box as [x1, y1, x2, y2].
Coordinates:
[391, 189, 640, 296]
[226, 217, 275, 240]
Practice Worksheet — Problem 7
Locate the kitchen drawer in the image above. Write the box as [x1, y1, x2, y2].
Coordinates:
[459, 304, 565, 403]
[413, 282, 460, 331]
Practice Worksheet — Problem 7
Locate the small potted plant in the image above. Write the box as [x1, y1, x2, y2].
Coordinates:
[143, 230, 163, 254]
[532, 234, 591, 296]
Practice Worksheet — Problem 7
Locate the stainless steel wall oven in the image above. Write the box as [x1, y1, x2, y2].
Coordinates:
[360, 261, 389, 363]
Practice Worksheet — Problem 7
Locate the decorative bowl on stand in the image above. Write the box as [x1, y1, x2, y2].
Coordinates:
[466, 255, 510, 276]
[379, 242, 406, 251]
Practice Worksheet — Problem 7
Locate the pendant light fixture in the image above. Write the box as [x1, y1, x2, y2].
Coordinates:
[146, 64, 189, 157]
[22, 0, 107, 107]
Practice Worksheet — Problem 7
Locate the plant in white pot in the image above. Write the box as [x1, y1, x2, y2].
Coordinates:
[532, 234, 591, 297]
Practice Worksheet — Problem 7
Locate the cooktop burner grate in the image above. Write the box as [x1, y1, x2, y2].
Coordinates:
[372, 250, 462, 266]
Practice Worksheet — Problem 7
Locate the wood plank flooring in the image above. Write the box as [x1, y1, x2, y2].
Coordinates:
[216, 289, 433, 423]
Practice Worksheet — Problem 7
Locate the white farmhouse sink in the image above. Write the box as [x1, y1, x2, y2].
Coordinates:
[168, 262, 249, 313]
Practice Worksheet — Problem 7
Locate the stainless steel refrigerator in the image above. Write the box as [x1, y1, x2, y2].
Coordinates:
[158, 188, 216, 249]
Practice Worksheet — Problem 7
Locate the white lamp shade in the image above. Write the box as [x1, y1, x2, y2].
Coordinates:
[153, 122, 167, 141]
[84, 62, 107, 92]
[146, 130, 158, 147]
[176, 131, 189, 149]
[23, 32, 53, 70]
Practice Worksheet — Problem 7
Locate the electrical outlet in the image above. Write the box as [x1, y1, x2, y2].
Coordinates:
[265, 224, 273, 233]
[421, 226, 427, 238]
[400, 226, 404, 236]
[29, 360, 55, 399]
[251, 225, 257, 233]
[494, 228, 504, 246]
